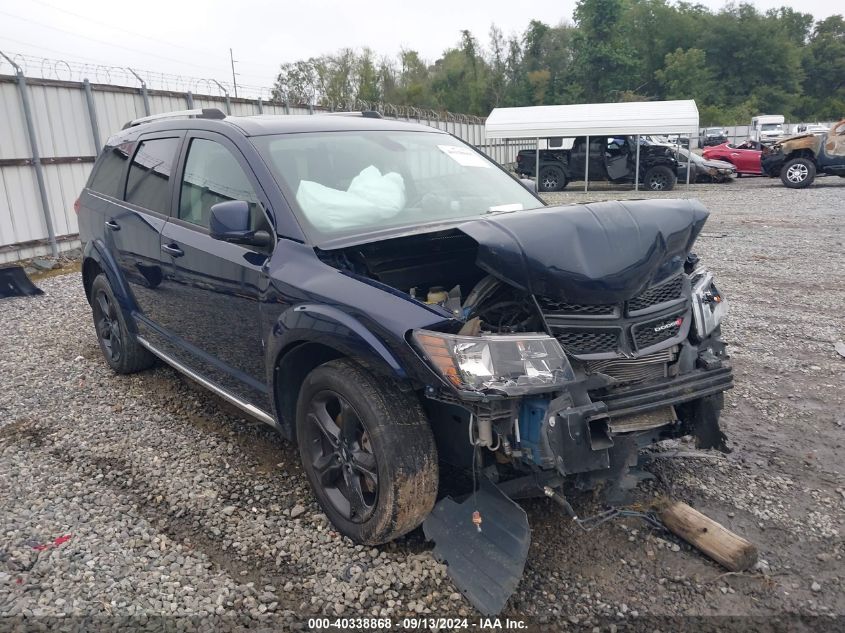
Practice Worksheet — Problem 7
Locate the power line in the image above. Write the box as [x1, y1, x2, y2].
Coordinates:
[0, 9, 227, 73]
[24, 0, 281, 72]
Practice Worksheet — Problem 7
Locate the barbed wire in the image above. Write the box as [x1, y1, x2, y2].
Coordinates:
[0, 51, 486, 123]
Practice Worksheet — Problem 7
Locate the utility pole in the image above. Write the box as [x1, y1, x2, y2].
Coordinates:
[229, 48, 239, 98]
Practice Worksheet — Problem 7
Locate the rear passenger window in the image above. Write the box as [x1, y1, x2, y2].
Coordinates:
[179, 138, 260, 229]
[125, 137, 181, 214]
[87, 142, 132, 198]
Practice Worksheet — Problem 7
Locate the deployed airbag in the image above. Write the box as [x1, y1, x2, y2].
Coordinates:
[296, 166, 406, 231]
[459, 198, 709, 304]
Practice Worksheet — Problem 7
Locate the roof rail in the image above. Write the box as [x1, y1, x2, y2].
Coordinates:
[122, 108, 226, 130]
[324, 110, 383, 119]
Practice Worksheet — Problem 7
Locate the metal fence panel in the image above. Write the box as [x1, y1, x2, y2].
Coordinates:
[0, 81, 29, 160]
[42, 162, 86, 237]
[93, 88, 145, 144]
[0, 165, 43, 248]
[27, 83, 92, 158]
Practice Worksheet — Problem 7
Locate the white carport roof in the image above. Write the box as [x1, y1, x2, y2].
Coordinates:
[485, 100, 699, 138]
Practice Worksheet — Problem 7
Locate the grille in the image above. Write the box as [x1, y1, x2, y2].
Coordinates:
[556, 329, 620, 354]
[536, 296, 616, 316]
[627, 276, 684, 312]
[633, 313, 685, 350]
[585, 348, 675, 385]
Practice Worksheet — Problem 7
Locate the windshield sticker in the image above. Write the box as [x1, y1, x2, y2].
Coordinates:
[488, 203, 524, 212]
[438, 144, 492, 168]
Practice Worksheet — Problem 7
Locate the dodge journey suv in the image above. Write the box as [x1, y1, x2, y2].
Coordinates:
[78, 108, 733, 614]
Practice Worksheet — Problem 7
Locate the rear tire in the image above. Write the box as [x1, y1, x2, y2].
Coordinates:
[90, 273, 155, 374]
[538, 165, 566, 192]
[644, 165, 676, 191]
[296, 359, 438, 545]
[780, 157, 815, 188]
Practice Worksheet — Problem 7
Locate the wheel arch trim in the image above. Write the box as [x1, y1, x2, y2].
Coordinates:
[266, 304, 415, 439]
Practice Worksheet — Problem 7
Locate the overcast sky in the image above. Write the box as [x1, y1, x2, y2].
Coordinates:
[0, 0, 841, 93]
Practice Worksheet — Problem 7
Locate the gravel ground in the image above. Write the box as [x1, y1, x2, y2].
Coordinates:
[1, 176, 843, 631]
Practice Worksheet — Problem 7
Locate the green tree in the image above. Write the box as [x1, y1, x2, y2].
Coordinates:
[655, 48, 716, 102]
[800, 15, 845, 119]
[570, 0, 639, 101]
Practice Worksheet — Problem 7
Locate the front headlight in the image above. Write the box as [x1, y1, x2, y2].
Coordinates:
[412, 330, 575, 396]
[691, 270, 728, 338]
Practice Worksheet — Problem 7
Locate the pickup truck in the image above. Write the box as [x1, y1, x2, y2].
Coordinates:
[515, 135, 679, 192]
[761, 119, 845, 188]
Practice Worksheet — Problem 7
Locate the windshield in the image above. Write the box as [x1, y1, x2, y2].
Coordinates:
[761, 123, 782, 131]
[705, 128, 723, 135]
[253, 130, 542, 241]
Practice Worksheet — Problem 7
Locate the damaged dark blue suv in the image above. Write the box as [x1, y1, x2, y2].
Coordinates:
[78, 109, 732, 615]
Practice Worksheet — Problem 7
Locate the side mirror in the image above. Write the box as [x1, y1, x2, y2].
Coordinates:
[209, 200, 272, 248]
[520, 178, 538, 192]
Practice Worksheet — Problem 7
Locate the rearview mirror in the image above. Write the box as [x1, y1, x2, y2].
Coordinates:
[209, 200, 271, 248]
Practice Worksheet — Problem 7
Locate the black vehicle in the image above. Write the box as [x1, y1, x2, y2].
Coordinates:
[515, 135, 678, 192]
[77, 109, 732, 615]
[699, 127, 728, 147]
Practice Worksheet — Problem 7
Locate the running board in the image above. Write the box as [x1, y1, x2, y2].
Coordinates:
[423, 478, 530, 616]
[136, 336, 276, 427]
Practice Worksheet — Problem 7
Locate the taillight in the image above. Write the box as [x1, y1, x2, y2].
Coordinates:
[74, 198, 81, 214]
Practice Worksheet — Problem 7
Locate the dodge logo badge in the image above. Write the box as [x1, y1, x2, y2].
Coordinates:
[653, 317, 683, 333]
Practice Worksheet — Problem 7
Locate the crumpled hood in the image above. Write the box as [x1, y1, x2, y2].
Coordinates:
[458, 198, 709, 304]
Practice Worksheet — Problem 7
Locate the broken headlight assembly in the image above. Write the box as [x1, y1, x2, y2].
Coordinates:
[691, 270, 728, 338]
[412, 331, 575, 396]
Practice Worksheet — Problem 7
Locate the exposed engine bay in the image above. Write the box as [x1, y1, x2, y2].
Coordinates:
[317, 198, 733, 615]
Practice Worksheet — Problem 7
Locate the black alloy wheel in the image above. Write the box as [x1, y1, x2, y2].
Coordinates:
[93, 287, 123, 364]
[89, 273, 155, 374]
[294, 358, 438, 545]
[303, 390, 378, 523]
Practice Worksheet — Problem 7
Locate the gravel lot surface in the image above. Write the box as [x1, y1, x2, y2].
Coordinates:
[1, 176, 843, 630]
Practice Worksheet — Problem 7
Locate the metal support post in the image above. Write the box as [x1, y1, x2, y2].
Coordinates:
[257, 97, 263, 114]
[211, 80, 231, 115]
[186, 91, 194, 109]
[535, 139, 540, 192]
[635, 134, 641, 191]
[0, 52, 58, 257]
[82, 79, 102, 151]
[127, 68, 150, 116]
[584, 135, 590, 193]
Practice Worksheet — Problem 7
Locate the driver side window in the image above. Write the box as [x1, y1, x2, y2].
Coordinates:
[179, 138, 261, 229]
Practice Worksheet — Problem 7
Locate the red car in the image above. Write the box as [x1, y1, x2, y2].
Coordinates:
[702, 141, 762, 176]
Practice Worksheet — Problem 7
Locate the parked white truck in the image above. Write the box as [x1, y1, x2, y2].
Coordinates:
[750, 115, 785, 141]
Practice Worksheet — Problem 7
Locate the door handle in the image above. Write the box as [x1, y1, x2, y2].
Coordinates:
[104, 220, 120, 231]
[161, 243, 184, 257]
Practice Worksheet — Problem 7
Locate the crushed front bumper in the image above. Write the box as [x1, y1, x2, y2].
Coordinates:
[538, 362, 733, 478]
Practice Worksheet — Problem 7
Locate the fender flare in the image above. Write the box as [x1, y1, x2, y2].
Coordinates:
[265, 304, 415, 439]
[82, 240, 141, 332]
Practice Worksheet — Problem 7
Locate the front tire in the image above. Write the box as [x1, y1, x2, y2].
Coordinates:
[90, 273, 155, 374]
[296, 359, 438, 545]
[538, 165, 566, 192]
[780, 157, 815, 188]
[644, 165, 676, 191]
